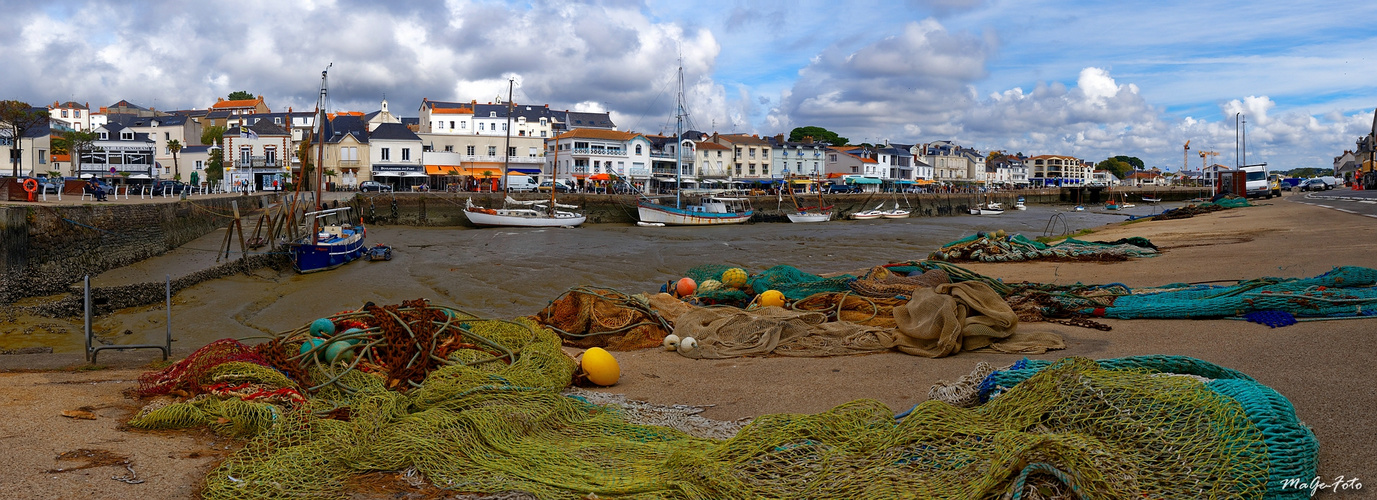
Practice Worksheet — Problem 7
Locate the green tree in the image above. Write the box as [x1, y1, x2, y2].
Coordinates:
[201, 125, 226, 147]
[1112, 155, 1145, 170]
[167, 139, 182, 180]
[986, 150, 1007, 162]
[1096, 158, 1133, 180]
[0, 100, 49, 177]
[227, 91, 255, 101]
[52, 130, 100, 177]
[788, 126, 848, 146]
[206, 147, 223, 184]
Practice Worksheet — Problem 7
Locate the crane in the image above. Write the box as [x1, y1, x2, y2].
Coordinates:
[1200, 151, 1220, 187]
[1183, 140, 1191, 179]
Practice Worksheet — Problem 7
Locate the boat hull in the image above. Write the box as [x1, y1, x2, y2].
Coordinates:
[881, 211, 909, 219]
[466, 208, 585, 227]
[637, 202, 752, 225]
[969, 208, 1005, 215]
[290, 230, 366, 274]
[787, 212, 831, 223]
[850, 211, 884, 220]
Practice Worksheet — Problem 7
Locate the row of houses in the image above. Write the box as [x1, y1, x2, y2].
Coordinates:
[7, 96, 1135, 191]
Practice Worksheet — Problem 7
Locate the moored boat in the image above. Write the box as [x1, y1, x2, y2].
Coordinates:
[289, 66, 367, 274]
[637, 196, 753, 225]
[851, 203, 885, 220]
[970, 202, 1004, 215]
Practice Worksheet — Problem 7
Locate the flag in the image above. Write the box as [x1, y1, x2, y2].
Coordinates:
[239, 126, 258, 140]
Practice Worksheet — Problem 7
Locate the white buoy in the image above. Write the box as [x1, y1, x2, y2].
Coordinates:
[663, 334, 681, 351]
[680, 336, 698, 352]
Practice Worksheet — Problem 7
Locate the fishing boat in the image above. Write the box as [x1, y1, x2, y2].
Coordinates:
[636, 64, 753, 226]
[785, 175, 832, 223]
[851, 203, 885, 220]
[1014, 196, 1027, 210]
[969, 202, 1004, 215]
[289, 65, 368, 274]
[465, 79, 586, 228]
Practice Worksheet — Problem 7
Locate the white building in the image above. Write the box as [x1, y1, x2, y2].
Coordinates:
[548, 129, 652, 190]
[81, 123, 155, 180]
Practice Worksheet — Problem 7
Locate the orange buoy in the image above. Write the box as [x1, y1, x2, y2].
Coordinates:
[675, 277, 696, 296]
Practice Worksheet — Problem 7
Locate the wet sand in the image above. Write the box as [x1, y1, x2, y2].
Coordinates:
[1, 193, 1373, 498]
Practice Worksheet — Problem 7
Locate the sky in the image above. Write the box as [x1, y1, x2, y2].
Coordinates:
[3, 0, 1376, 172]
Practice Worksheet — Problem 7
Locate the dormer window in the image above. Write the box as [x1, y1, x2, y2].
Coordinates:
[490, 112, 497, 117]
[100, 132, 108, 140]
[121, 131, 133, 140]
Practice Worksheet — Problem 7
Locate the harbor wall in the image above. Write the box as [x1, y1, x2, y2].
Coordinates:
[0, 194, 285, 304]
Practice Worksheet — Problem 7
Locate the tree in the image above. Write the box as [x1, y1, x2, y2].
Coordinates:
[1096, 158, 1133, 180]
[788, 126, 848, 146]
[1112, 155, 1145, 171]
[1, 100, 49, 177]
[52, 130, 100, 178]
[201, 125, 226, 147]
[206, 147, 223, 184]
[167, 139, 182, 180]
[227, 91, 255, 101]
[986, 150, 1007, 162]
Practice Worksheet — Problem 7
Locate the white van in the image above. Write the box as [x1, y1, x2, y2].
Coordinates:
[503, 176, 539, 192]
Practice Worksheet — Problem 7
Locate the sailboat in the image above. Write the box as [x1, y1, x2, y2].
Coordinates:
[786, 175, 832, 223]
[289, 65, 367, 274]
[636, 65, 753, 226]
[881, 192, 910, 218]
[465, 79, 586, 228]
[851, 203, 885, 220]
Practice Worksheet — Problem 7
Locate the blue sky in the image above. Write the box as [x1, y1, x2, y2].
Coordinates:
[2, 0, 1374, 171]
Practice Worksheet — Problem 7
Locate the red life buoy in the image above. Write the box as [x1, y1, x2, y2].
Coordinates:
[22, 178, 39, 193]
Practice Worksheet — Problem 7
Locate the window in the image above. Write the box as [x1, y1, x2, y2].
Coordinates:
[502, 123, 507, 131]
[75, 110, 81, 118]
[830, 154, 837, 161]
[265, 147, 277, 166]
[381, 148, 390, 161]
[195, 160, 203, 170]
[749, 164, 756, 175]
[851, 166, 858, 173]
[635, 144, 642, 154]
[507, 147, 516, 157]
[467, 145, 475, 155]
[449, 121, 455, 129]
[444, 145, 453, 152]
[539, 118, 547, 126]
[479, 123, 485, 131]
[402, 148, 410, 161]
[121, 132, 133, 140]
[240, 147, 252, 165]
[749, 148, 756, 158]
[38, 150, 45, 164]
[716, 151, 722, 158]
[735, 163, 742, 175]
[540, 131, 546, 138]
[275, 117, 282, 125]
[99, 132, 107, 140]
[528, 147, 537, 157]
[164, 132, 170, 140]
[490, 112, 497, 117]
[461, 121, 466, 129]
[488, 146, 497, 156]
[62, 110, 68, 118]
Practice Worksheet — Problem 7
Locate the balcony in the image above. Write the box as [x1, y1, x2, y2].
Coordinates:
[244, 156, 279, 168]
[339, 160, 360, 168]
[456, 155, 544, 164]
[571, 148, 625, 156]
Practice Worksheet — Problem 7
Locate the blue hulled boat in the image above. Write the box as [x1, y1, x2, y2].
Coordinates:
[290, 207, 366, 273]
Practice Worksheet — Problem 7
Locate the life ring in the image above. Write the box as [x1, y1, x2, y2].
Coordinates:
[22, 178, 39, 193]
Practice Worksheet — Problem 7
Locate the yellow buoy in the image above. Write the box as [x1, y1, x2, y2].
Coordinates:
[721, 268, 748, 289]
[759, 289, 786, 308]
[581, 347, 621, 386]
[698, 279, 723, 293]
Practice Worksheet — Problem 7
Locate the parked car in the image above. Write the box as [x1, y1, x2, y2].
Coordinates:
[151, 180, 188, 196]
[1297, 179, 1329, 192]
[825, 184, 861, 194]
[359, 181, 393, 192]
[537, 181, 572, 193]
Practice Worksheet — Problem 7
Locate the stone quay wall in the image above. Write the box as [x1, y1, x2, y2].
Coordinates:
[0, 194, 286, 305]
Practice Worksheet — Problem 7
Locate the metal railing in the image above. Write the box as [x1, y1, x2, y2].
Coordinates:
[86, 275, 171, 363]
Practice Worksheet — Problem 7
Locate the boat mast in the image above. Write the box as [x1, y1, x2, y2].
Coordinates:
[550, 127, 558, 214]
[311, 64, 330, 243]
[675, 63, 684, 210]
[502, 78, 514, 198]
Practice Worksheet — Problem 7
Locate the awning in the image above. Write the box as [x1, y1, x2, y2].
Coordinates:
[404, 172, 428, 178]
[505, 171, 528, 176]
[374, 171, 402, 177]
[788, 179, 814, 184]
[845, 177, 882, 185]
[894, 180, 914, 185]
[426, 165, 464, 175]
[130, 174, 152, 179]
[508, 168, 541, 174]
[588, 173, 611, 181]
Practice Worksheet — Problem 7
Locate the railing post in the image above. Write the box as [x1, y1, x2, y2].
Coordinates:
[83, 275, 91, 362]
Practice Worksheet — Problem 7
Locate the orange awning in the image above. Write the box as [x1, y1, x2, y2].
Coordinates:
[588, 173, 611, 181]
[425, 165, 504, 176]
[426, 165, 461, 175]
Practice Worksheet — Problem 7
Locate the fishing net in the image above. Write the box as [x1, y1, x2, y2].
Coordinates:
[684, 264, 855, 304]
[130, 300, 1304, 499]
[930, 232, 1157, 263]
[136, 338, 272, 397]
[1151, 196, 1251, 220]
[974, 355, 1317, 498]
[847, 265, 950, 299]
[1091, 265, 1377, 319]
[533, 285, 674, 350]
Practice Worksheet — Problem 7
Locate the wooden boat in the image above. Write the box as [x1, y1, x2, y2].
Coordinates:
[465, 79, 585, 228]
[289, 66, 367, 274]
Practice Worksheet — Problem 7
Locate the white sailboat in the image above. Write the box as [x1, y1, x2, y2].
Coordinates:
[465, 78, 586, 228]
[636, 64, 753, 226]
[851, 203, 885, 220]
[786, 175, 832, 223]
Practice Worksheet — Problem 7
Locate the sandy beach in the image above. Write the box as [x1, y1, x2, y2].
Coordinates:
[1, 193, 1373, 499]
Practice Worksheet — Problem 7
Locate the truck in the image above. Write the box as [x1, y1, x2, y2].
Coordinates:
[1217, 164, 1276, 199]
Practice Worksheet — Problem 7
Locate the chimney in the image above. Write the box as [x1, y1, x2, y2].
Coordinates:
[775, 134, 784, 144]
[802, 136, 813, 144]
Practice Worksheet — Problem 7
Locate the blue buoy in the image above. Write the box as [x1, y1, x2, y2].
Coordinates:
[299, 337, 327, 358]
[338, 327, 365, 345]
[325, 340, 357, 365]
[310, 318, 336, 338]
